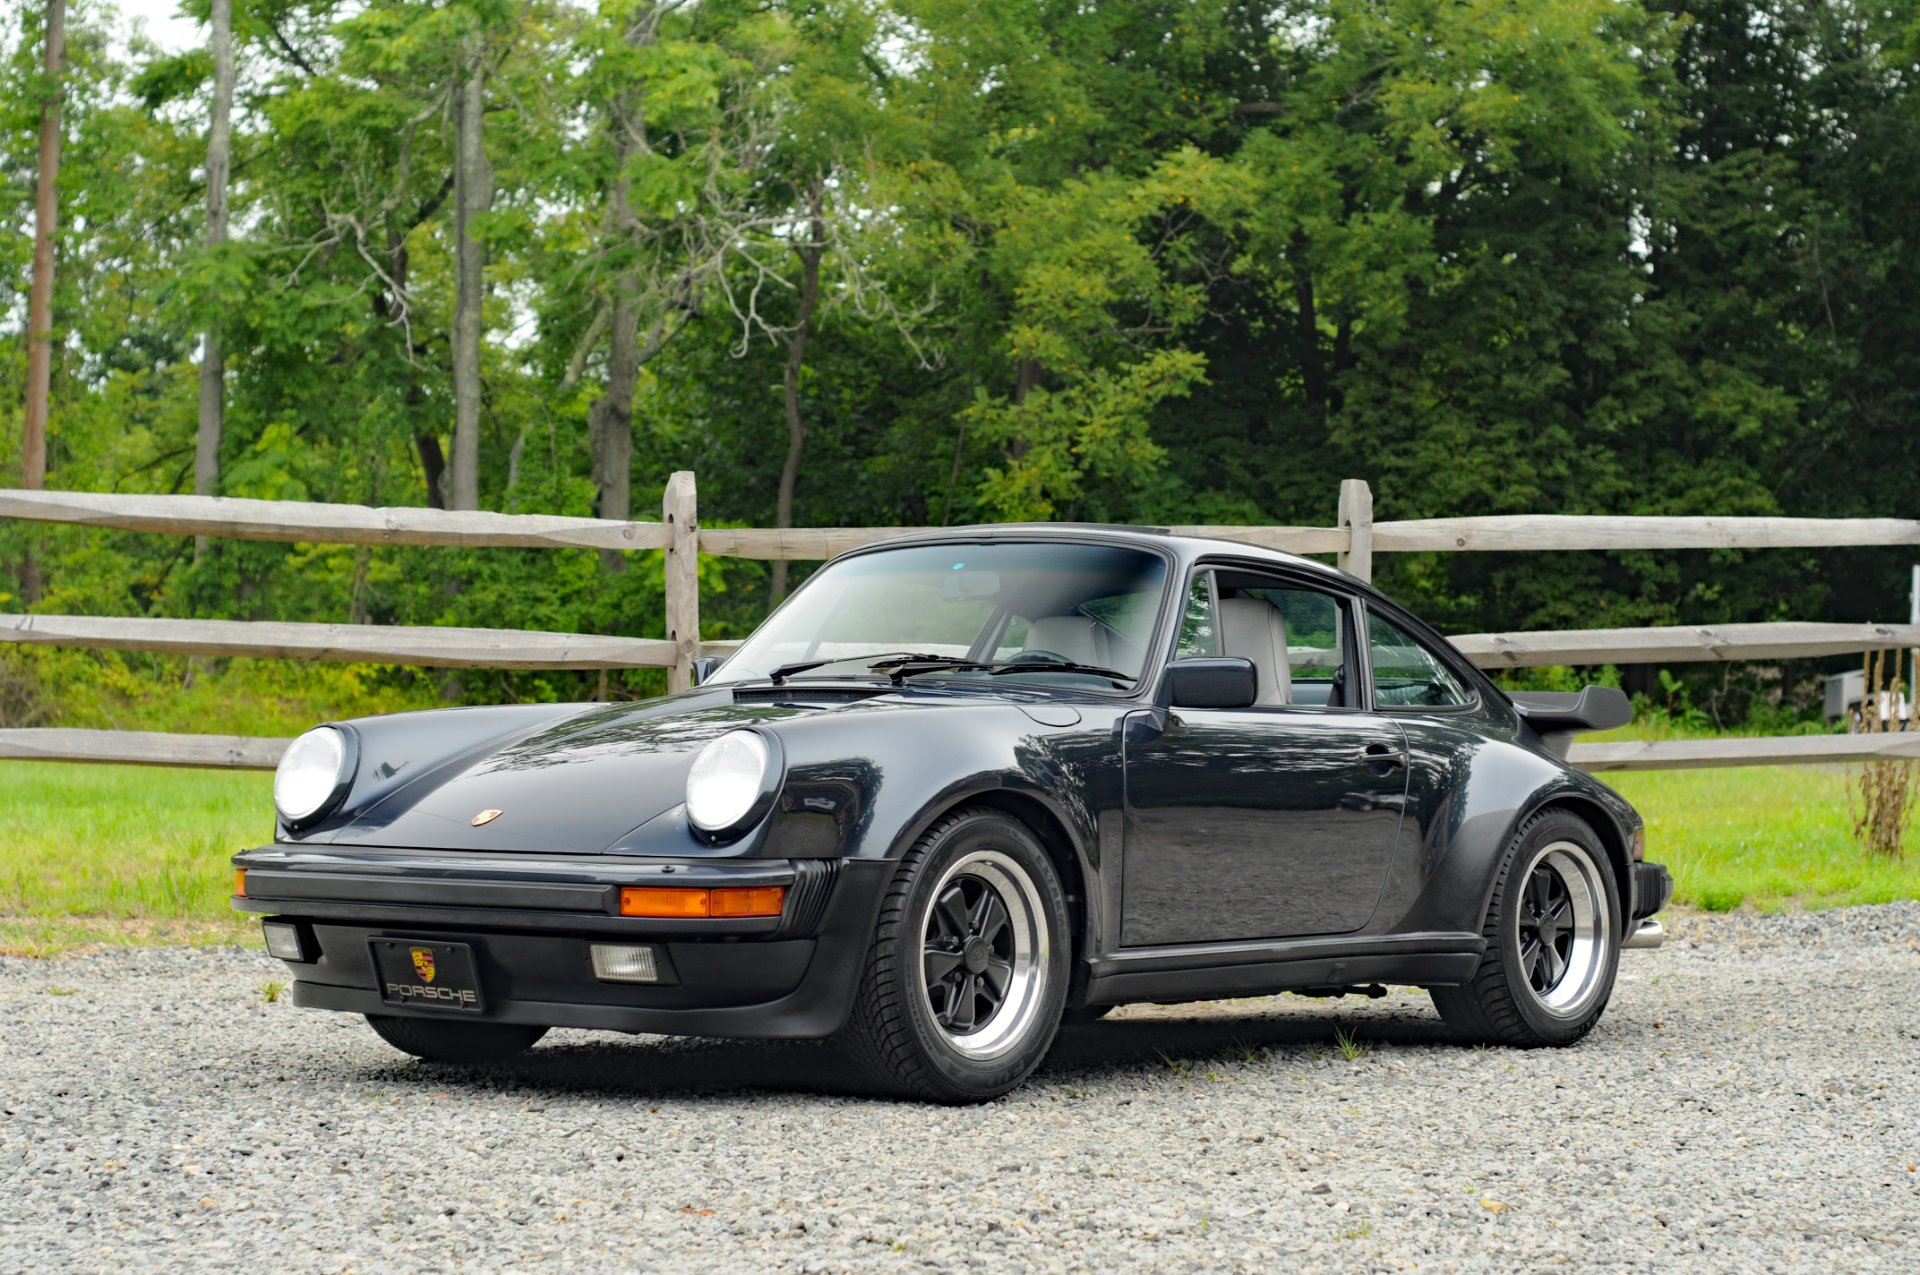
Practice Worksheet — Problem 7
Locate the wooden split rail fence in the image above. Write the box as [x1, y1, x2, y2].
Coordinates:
[2, 476, 1917, 775]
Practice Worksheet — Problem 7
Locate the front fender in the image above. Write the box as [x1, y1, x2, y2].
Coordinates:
[749, 699, 1128, 955]
[765, 701, 1125, 863]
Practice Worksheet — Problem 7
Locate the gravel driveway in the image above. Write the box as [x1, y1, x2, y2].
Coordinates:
[4, 904, 1917, 1273]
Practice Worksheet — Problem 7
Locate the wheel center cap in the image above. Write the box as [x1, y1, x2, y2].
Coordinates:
[963, 938, 990, 974]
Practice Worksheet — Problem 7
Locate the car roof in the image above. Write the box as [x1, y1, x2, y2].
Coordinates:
[854, 522, 1353, 585]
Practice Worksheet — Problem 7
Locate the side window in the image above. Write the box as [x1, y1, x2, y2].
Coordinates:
[1368, 611, 1471, 708]
[1238, 587, 1346, 702]
[1216, 581, 1353, 708]
[1174, 573, 1215, 658]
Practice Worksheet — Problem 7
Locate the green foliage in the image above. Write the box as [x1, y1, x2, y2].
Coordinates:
[1, 0, 1916, 729]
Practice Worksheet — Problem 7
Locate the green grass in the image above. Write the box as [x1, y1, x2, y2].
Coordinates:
[1602, 763, 1920, 911]
[0, 762, 270, 955]
[2, 739, 1918, 955]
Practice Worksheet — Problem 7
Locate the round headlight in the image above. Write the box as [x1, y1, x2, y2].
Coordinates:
[274, 726, 351, 826]
[685, 730, 773, 836]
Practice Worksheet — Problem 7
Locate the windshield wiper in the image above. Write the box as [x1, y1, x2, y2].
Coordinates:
[767, 651, 974, 686]
[990, 660, 1137, 685]
[880, 656, 996, 684]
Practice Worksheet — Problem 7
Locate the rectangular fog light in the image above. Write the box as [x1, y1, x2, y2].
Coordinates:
[590, 944, 660, 984]
[262, 921, 310, 963]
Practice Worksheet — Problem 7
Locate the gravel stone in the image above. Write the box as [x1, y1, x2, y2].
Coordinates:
[2, 904, 1917, 1272]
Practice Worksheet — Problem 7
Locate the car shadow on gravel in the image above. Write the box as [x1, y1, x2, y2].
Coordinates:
[1041, 1004, 1456, 1081]
[344, 1000, 1460, 1103]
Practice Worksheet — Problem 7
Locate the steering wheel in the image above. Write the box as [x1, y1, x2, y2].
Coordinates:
[1006, 650, 1071, 665]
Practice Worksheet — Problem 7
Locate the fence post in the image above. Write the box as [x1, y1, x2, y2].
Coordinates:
[663, 470, 699, 693]
[1337, 478, 1373, 582]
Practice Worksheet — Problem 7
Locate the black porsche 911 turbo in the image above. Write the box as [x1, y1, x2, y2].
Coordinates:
[235, 525, 1671, 1102]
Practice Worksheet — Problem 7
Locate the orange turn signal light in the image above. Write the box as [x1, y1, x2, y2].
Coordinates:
[619, 885, 786, 919]
[234, 868, 247, 898]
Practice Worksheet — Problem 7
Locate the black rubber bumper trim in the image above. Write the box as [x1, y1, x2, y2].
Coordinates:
[274, 857, 896, 1040]
[232, 845, 815, 937]
[235, 896, 783, 938]
[1632, 861, 1673, 920]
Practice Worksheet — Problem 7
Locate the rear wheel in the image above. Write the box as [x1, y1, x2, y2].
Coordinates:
[365, 1014, 548, 1064]
[841, 807, 1069, 1102]
[1430, 809, 1620, 1047]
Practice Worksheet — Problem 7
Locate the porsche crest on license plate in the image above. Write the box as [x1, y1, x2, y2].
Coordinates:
[371, 939, 485, 1013]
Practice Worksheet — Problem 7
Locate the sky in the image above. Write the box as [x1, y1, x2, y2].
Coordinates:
[111, 0, 202, 55]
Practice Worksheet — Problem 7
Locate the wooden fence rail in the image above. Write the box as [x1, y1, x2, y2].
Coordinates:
[8, 486, 1919, 561]
[9, 726, 1919, 775]
[4, 612, 1914, 674]
[0, 613, 676, 670]
[4, 475, 1916, 775]
[1446, 622, 1920, 668]
[0, 488, 672, 551]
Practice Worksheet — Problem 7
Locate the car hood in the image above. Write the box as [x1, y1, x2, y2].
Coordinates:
[316, 687, 1040, 854]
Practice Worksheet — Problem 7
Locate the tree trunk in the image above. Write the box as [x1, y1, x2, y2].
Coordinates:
[448, 31, 491, 511]
[20, 0, 65, 604]
[770, 184, 826, 604]
[414, 429, 446, 507]
[583, 6, 657, 572]
[1291, 232, 1326, 419]
[194, 0, 235, 556]
[587, 292, 638, 573]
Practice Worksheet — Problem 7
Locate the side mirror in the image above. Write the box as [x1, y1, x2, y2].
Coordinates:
[690, 655, 722, 686]
[1166, 657, 1258, 710]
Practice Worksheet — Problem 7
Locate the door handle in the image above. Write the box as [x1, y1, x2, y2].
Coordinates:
[1363, 742, 1406, 768]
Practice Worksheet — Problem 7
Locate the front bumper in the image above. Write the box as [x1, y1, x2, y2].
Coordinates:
[233, 845, 892, 1039]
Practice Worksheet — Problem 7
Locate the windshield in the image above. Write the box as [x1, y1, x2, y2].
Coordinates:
[708, 541, 1170, 690]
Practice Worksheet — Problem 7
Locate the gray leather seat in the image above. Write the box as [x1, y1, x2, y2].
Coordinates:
[1217, 597, 1291, 705]
[1024, 615, 1106, 666]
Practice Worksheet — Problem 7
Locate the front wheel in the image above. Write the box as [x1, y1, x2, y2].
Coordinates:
[1430, 809, 1620, 1047]
[365, 1014, 548, 1064]
[840, 807, 1070, 1102]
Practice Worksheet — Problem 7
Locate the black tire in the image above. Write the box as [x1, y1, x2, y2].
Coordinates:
[840, 806, 1071, 1102]
[1430, 809, 1621, 1047]
[365, 1014, 548, 1064]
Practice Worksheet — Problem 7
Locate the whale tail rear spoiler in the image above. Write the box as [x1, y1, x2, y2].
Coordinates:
[1509, 686, 1634, 759]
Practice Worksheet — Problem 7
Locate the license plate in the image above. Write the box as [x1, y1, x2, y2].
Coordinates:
[371, 939, 485, 1013]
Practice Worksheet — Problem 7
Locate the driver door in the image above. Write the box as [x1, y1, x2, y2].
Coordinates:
[1120, 569, 1410, 945]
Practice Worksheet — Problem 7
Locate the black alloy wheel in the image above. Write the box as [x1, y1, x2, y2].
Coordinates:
[841, 805, 1070, 1102]
[1429, 808, 1621, 1047]
[1520, 864, 1577, 999]
[922, 872, 1021, 1038]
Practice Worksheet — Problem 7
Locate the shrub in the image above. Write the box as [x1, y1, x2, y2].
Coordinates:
[1850, 649, 1918, 858]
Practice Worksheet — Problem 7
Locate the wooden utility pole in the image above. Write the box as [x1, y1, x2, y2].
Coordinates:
[194, 0, 236, 527]
[20, 0, 66, 604]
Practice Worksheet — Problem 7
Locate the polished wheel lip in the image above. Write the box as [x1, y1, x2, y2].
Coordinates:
[1516, 839, 1612, 1018]
[915, 848, 1050, 1061]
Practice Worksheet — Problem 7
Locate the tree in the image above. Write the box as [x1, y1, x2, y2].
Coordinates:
[557, 0, 781, 564]
[768, 177, 823, 601]
[447, 14, 491, 511]
[194, 0, 236, 523]
[19, 0, 64, 603]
